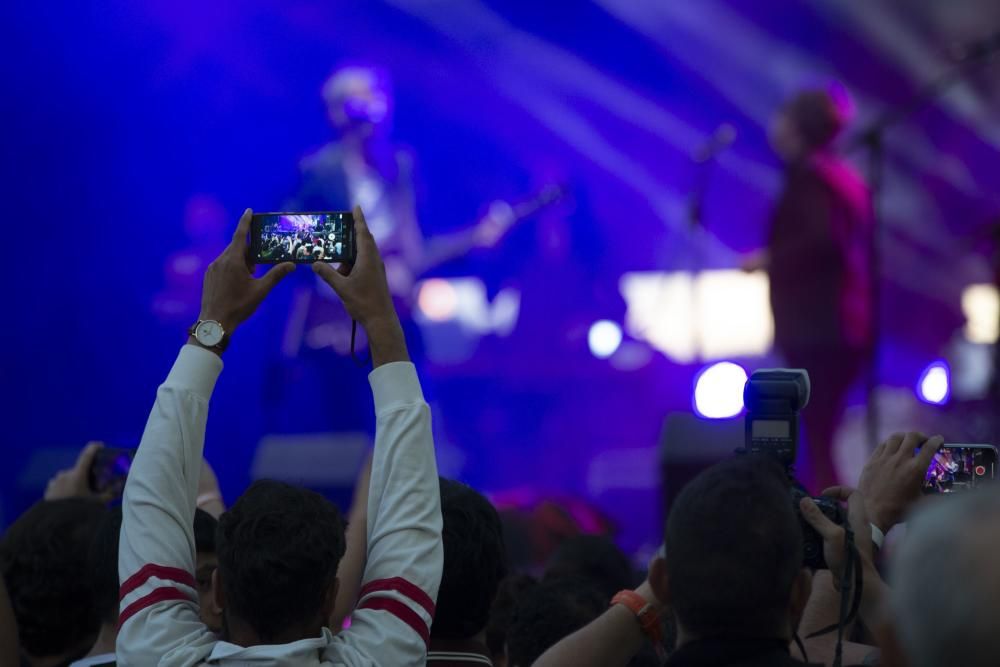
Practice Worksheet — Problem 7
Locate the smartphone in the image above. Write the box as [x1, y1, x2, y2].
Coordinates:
[251, 211, 356, 264]
[88, 447, 136, 496]
[922, 444, 998, 494]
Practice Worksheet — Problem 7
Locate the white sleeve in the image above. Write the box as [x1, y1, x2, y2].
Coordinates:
[116, 345, 219, 666]
[330, 362, 443, 666]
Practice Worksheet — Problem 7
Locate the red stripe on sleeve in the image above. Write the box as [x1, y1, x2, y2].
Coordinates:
[117, 587, 193, 629]
[358, 577, 436, 618]
[120, 563, 196, 601]
[358, 596, 431, 647]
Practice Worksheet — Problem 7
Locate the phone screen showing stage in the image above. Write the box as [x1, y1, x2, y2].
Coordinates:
[252, 212, 355, 264]
[922, 445, 997, 494]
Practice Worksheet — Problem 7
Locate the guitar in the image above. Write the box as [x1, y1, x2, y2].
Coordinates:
[282, 184, 566, 356]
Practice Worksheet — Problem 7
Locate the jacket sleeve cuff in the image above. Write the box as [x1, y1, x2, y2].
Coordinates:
[369, 362, 425, 415]
[164, 344, 224, 401]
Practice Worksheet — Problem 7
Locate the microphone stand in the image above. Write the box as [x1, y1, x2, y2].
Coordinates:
[849, 45, 999, 449]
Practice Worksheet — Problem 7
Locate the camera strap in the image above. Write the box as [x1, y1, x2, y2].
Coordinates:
[350, 319, 372, 368]
[805, 525, 864, 667]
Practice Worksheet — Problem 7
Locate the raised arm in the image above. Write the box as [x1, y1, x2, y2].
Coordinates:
[315, 206, 443, 665]
[117, 209, 294, 663]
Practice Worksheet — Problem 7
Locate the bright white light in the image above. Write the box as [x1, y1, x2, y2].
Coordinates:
[693, 361, 748, 419]
[417, 278, 459, 322]
[917, 361, 950, 405]
[588, 320, 623, 359]
[962, 284, 999, 344]
[621, 270, 773, 363]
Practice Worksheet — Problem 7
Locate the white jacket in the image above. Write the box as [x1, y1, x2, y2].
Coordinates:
[116, 345, 443, 666]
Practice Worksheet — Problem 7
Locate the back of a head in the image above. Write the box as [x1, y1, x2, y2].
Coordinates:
[194, 507, 217, 554]
[433, 478, 508, 640]
[0, 498, 107, 659]
[544, 534, 636, 600]
[89, 505, 124, 627]
[665, 455, 802, 639]
[891, 488, 1000, 667]
[783, 89, 844, 153]
[216, 480, 345, 642]
[507, 576, 605, 667]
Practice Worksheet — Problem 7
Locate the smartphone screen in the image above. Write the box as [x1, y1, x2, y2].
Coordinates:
[251, 212, 355, 264]
[922, 444, 998, 494]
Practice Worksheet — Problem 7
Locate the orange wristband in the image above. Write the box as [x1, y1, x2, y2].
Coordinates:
[611, 589, 663, 646]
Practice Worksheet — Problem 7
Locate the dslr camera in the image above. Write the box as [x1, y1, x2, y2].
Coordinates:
[743, 369, 845, 570]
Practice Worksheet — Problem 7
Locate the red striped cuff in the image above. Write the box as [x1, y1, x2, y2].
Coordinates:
[358, 577, 436, 618]
[120, 563, 196, 601]
[118, 587, 192, 629]
[358, 597, 431, 647]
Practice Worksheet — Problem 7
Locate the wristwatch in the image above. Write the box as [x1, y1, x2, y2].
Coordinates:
[188, 319, 229, 352]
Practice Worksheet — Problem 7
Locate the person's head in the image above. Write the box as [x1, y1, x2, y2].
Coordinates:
[660, 455, 809, 644]
[506, 576, 606, 667]
[0, 498, 107, 663]
[89, 505, 123, 629]
[544, 535, 636, 600]
[486, 573, 538, 667]
[881, 488, 1000, 667]
[432, 478, 508, 641]
[770, 88, 846, 162]
[214, 480, 346, 644]
[193, 508, 222, 633]
[321, 64, 393, 140]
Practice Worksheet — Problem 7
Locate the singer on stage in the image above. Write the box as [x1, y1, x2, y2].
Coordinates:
[745, 89, 873, 491]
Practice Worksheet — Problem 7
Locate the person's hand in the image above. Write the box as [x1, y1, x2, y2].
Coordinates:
[859, 432, 942, 533]
[314, 206, 408, 367]
[197, 458, 226, 519]
[197, 208, 295, 336]
[44, 442, 113, 502]
[800, 487, 874, 587]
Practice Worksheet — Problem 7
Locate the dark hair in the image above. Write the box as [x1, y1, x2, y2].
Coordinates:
[89, 505, 123, 626]
[665, 455, 803, 638]
[216, 480, 346, 642]
[194, 507, 217, 554]
[784, 89, 844, 152]
[486, 573, 538, 659]
[506, 576, 605, 667]
[544, 535, 636, 600]
[0, 498, 106, 658]
[432, 478, 508, 640]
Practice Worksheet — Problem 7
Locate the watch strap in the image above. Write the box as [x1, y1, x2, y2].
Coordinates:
[611, 590, 664, 650]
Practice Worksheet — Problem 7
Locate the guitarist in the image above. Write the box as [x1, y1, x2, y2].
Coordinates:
[286, 64, 510, 355]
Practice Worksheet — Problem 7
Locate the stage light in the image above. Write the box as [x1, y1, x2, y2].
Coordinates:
[588, 320, 623, 359]
[417, 278, 459, 322]
[962, 284, 998, 344]
[917, 361, 950, 405]
[693, 361, 748, 419]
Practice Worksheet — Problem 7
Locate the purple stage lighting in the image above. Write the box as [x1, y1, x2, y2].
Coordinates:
[588, 320, 623, 359]
[917, 360, 950, 405]
[693, 361, 748, 419]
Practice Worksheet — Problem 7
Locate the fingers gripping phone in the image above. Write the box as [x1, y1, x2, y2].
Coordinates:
[922, 444, 998, 494]
[251, 212, 357, 264]
[88, 447, 136, 496]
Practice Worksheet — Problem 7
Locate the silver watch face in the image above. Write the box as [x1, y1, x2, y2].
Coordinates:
[195, 320, 225, 347]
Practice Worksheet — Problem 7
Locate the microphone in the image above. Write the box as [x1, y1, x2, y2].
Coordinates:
[950, 32, 1000, 62]
[693, 123, 737, 163]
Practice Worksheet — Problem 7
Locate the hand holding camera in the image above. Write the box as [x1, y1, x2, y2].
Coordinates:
[799, 486, 874, 584]
[314, 206, 408, 367]
[195, 208, 296, 346]
[859, 432, 943, 533]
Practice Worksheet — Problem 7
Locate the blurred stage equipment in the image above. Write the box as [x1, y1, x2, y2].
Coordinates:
[851, 33, 1000, 446]
[621, 269, 773, 363]
[659, 411, 742, 516]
